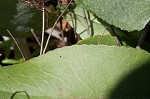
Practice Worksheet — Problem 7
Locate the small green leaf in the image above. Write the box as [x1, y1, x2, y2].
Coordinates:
[2, 59, 23, 64]
[0, 45, 150, 98]
[77, 35, 117, 45]
[77, 35, 138, 47]
[77, 35, 150, 53]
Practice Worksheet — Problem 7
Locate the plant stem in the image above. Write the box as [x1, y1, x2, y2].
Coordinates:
[7, 30, 26, 61]
[15, 38, 32, 60]
[110, 25, 122, 47]
[31, 29, 41, 46]
[82, 8, 90, 37]
[69, 9, 77, 38]
[40, 3, 45, 55]
[136, 21, 150, 49]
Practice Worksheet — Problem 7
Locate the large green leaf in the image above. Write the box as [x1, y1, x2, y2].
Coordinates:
[0, 45, 150, 98]
[76, 0, 150, 31]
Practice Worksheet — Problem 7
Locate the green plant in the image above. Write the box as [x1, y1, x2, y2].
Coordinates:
[0, 0, 150, 98]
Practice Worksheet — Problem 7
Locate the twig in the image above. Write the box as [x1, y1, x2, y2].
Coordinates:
[7, 30, 26, 61]
[40, 3, 45, 55]
[82, 8, 90, 37]
[136, 21, 150, 49]
[31, 29, 41, 46]
[42, 0, 73, 54]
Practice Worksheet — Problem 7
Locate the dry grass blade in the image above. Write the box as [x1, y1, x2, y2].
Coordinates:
[7, 30, 26, 61]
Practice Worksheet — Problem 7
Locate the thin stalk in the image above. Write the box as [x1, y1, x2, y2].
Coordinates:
[42, 0, 73, 54]
[87, 10, 94, 36]
[110, 25, 122, 47]
[40, 3, 45, 55]
[69, 9, 77, 38]
[82, 8, 90, 37]
[7, 30, 26, 61]
[31, 29, 41, 46]
[136, 21, 150, 49]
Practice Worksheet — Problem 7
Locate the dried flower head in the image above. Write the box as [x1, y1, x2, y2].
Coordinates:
[23, 0, 58, 10]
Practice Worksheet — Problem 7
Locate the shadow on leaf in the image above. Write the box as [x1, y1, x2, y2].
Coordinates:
[109, 59, 150, 99]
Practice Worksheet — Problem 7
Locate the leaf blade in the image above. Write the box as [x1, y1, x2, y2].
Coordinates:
[76, 0, 150, 31]
[0, 45, 150, 98]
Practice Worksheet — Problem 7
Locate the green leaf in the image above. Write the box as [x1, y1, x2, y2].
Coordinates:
[0, 0, 56, 37]
[0, 0, 42, 37]
[77, 35, 150, 53]
[76, 0, 150, 31]
[77, 35, 117, 45]
[77, 35, 138, 47]
[0, 45, 150, 98]
[1, 59, 24, 64]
